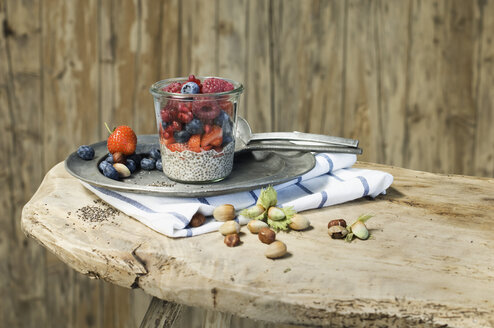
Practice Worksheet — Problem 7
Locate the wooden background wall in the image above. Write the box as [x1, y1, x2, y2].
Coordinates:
[1, 0, 494, 327]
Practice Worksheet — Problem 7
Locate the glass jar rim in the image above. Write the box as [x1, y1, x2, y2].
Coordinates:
[150, 76, 244, 98]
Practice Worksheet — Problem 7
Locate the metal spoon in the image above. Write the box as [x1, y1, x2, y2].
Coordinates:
[234, 117, 362, 154]
[236, 116, 359, 148]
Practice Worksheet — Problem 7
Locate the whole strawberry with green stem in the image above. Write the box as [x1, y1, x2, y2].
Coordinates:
[105, 123, 137, 155]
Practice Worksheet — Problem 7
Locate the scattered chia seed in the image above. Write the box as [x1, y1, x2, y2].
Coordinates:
[76, 200, 119, 223]
[148, 181, 176, 187]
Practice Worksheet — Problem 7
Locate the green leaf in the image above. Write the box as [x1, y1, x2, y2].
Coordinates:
[357, 214, 373, 223]
[345, 232, 354, 243]
[281, 206, 296, 220]
[257, 186, 277, 210]
[267, 217, 291, 231]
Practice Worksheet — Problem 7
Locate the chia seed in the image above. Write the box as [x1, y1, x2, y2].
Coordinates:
[76, 200, 119, 222]
[160, 142, 235, 182]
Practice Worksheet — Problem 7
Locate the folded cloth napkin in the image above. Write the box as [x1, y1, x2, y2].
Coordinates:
[81, 153, 393, 238]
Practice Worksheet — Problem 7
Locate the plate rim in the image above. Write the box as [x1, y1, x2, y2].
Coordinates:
[65, 135, 316, 197]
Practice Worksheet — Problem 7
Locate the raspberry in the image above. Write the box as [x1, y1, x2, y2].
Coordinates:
[202, 78, 234, 93]
[161, 108, 178, 122]
[192, 99, 221, 120]
[163, 82, 182, 93]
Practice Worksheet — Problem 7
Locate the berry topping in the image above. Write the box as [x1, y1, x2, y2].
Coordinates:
[202, 78, 234, 93]
[167, 143, 189, 152]
[221, 119, 234, 145]
[149, 148, 161, 160]
[77, 145, 95, 160]
[107, 125, 137, 155]
[105, 153, 114, 163]
[181, 82, 200, 94]
[201, 125, 223, 148]
[156, 158, 163, 171]
[187, 134, 201, 152]
[178, 111, 194, 123]
[161, 108, 178, 123]
[102, 164, 120, 180]
[213, 110, 230, 126]
[192, 99, 221, 120]
[185, 118, 204, 135]
[141, 158, 156, 170]
[128, 153, 142, 165]
[174, 130, 191, 143]
[163, 82, 183, 93]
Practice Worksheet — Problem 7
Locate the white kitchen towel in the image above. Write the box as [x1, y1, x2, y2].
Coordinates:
[81, 153, 393, 238]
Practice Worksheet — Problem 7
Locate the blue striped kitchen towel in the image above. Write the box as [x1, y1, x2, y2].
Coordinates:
[81, 153, 393, 238]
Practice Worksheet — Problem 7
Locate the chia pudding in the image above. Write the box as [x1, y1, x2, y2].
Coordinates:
[160, 141, 235, 182]
[150, 76, 244, 183]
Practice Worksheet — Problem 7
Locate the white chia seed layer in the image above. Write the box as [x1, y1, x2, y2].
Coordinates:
[160, 142, 235, 182]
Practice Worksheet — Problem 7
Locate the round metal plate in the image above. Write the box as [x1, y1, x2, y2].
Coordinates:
[65, 135, 316, 197]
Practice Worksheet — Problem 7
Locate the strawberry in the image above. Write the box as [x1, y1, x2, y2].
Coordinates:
[106, 124, 137, 155]
[187, 134, 201, 153]
[167, 143, 189, 152]
[201, 125, 222, 148]
[161, 136, 175, 146]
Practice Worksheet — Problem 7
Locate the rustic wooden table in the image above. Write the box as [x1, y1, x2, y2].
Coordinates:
[21, 162, 494, 327]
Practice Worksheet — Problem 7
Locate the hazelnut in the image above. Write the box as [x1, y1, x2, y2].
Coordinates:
[224, 234, 240, 247]
[189, 213, 206, 227]
[265, 241, 287, 259]
[219, 221, 240, 236]
[328, 225, 348, 239]
[328, 219, 347, 229]
[247, 220, 269, 234]
[258, 227, 276, 244]
[288, 214, 310, 231]
[112, 152, 126, 164]
[213, 204, 236, 221]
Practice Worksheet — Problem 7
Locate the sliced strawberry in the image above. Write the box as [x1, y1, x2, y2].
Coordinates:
[167, 143, 189, 152]
[187, 134, 201, 153]
[163, 136, 176, 146]
[201, 126, 223, 148]
[213, 146, 223, 153]
[202, 145, 213, 151]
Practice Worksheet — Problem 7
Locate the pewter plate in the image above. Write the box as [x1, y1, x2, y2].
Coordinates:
[65, 135, 315, 197]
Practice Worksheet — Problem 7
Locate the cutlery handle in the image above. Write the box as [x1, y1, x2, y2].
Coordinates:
[249, 132, 359, 148]
[244, 143, 363, 154]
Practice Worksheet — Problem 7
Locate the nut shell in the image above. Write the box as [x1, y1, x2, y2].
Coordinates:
[328, 219, 347, 228]
[288, 214, 310, 231]
[265, 241, 287, 259]
[224, 234, 240, 247]
[258, 227, 276, 244]
[189, 213, 206, 227]
[219, 221, 240, 236]
[247, 220, 269, 234]
[213, 204, 236, 221]
[351, 221, 369, 240]
[328, 225, 348, 239]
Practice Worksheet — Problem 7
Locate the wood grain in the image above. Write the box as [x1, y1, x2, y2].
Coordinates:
[3, 0, 494, 327]
[22, 162, 494, 327]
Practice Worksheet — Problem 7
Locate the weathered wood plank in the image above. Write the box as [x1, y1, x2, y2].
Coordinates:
[22, 162, 494, 327]
[473, 0, 494, 177]
[271, 0, 345, 136]
[139, 297, 182, 328]
[180, 0, 218, 76]
[405, 0, 477, 175]
[1, 0, 46, 326]
[243, 0, 272, 132]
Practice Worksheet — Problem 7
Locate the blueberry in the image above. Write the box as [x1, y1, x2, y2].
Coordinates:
[77, 145, 95, 160]
[102, 164, 119, 180]
[221, 119, 234, 145]
[185, 119, 203, 135]
[128, 153, 142, 166]
[105, 154, 114, 163]
[174, 130, 191, 143]
[155, 158, 163, 171]
[149, 148, 161, 160]
[141, 158, 156, 170]
[98, 160, 112, 172]
[125, 159, 137, 173]
[214, 110, 230, 126]
[181, 82, 200, 94]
